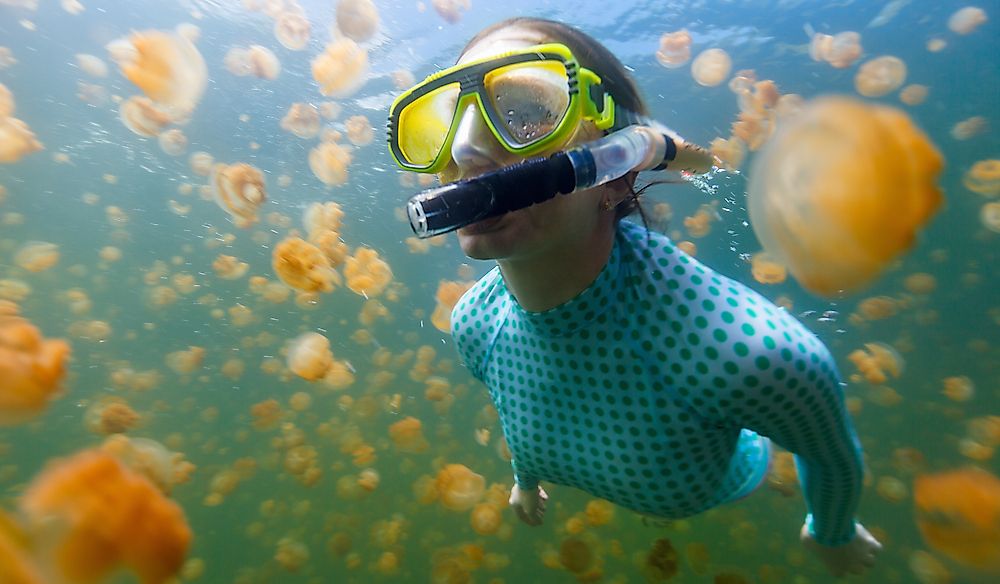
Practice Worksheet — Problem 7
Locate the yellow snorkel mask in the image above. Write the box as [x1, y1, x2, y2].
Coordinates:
[388, 43, 626, 174]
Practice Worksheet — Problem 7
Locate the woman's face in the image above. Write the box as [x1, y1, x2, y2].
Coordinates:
[442, 25, 614, 262]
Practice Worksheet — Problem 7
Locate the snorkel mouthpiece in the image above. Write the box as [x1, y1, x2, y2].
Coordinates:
[404, 125, 714, 238]
[406, 152, 580, 238]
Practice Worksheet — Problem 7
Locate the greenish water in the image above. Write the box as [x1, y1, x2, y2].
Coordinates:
[0, 0, 997, 583]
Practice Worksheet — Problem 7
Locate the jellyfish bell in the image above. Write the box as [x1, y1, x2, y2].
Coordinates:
[309, 141, 352, 186]
[344, 115, 374, 146]
[435, 464, 485, 512]
[0, 82, 13, 117]
[655, 29, 692, 69]
[211, 162, 267, 226]
[246, 45, 281, 80]
[273, 237, 338, 293]
[948, 6, 988, 35]
[0, 307, 71, 425]
[747, 96, 942, 297]
[120, 96, 171, 137]
[286, 332, 334, 380]
[275, 11, 310, 50]
[106, 29, 207, 119]
[280, 103, 321, 139]
[75, 53, 108, 78]
[336, 0, 379, 42]
[825, 31, 863, 68]
[158, 128, 188, 156]
[311, 38, 368, 97]
[914, 467, 1000, 573]
[691, 48, 731, 87]
[0, 117, 43, 164]
[854, 56, 907, 98]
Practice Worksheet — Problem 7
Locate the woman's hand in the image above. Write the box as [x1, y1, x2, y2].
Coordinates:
[801, 522, 883, 577]
[509, 483, 548, 526]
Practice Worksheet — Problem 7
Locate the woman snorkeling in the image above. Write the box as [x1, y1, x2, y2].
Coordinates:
[388, 17, 882, 577]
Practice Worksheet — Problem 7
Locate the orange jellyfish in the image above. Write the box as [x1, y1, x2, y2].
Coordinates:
[280, 103, 321, 139]
[0, 117, 43, 164]
[75, 53, 108, 78]
[311, 38, 368, 97]
[274, 11, 310, 50]
[272, 237, 338, 293]
[309, 141, 353, 186]
[344, 114, 374, 146]
[432, 0, 471, 24]
[0, 510, 47, 584]
[286, 332, 334, 381]
[188, 151, 213, 176]
[827, 31, 863, 68]
[0, 303, 71, 425]
[847, 342, 904, 384]
[344, 247, 392, 298]
[963, 159, 1000, 196]
[246, 45, 280, 80]
[710, 136, 746, 171]
[388, 416, 430, 453]
[655, 29, 692, 69]
[119, 96, 171, 137]
[0, 47, 15, 70]
[0, 82, 13, 117]
[303, 201, 345, 236]
[101, 435, 193, 494]
[691, 48, 731, 87]
[899, 84, 929, 106]
[19, 449, 192, 584]
[431, 279, 474, 333]
[85, 397, 141, 435]
[106, 29, 207, 118]
[435, 464, 486, 511]
[212, 254, 249, 280]
[982, 201, 1000, 233]
[165, 346, 205, 375]
[948, 7, 988, 35]
[643, 538, 679, 581]
[750, 252, 787, 285]
[158, 128, 187, 156]
[914, 467, 1000, 573]
[747, 96, 942, 296]
[950, 115, 988, 140]
[854, 56, 907, 98]
[14, 241, 59, 273]
[336, 0, 379, 42]
[211, 162, 266, 227]
[470, 502, 503, 535]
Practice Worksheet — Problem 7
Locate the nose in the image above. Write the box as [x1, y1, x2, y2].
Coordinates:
[450, 103, 506, 175]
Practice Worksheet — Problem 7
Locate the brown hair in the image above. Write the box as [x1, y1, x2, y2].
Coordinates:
[461, 18, 658, 225]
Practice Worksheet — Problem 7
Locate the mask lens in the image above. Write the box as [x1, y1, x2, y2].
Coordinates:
[397, 82, 461, 168]
[485, 60, 571, 146]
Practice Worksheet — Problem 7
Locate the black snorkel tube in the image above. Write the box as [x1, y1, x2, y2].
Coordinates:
[405, 125, 715, 238]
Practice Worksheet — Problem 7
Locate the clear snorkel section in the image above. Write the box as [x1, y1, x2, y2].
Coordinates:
[405, 124, 715, 238]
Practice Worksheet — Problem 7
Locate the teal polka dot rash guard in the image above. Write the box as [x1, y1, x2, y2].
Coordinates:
[450, 220, 865, 546]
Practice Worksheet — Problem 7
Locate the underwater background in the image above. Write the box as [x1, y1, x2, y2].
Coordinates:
[0, 0, 997, 582]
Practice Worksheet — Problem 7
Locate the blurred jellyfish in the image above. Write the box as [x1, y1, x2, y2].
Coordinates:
[120, 96, 171, 137]
[948, 6, 988, 35]
[344, 247, 392, 297]
[212, 254, 249, 280]
[336, 0, 379, 42]
[165, 346, 205, 375]
[99, 435, 193, 494]
[188, 151, 213, 176]
[303, 201, 345, 236]
[272, 237, 338, 293]
[286, 332, 334, 381]
[963, 159, 1000, 196]
[750, 252, 787, 285]
[747, 97, 942, 296]
[0, 47, 15, 69]
[158, 128, 187, 156]
[211, 162, 266, 227]
[275, 11, 310, 50]
[344, 115, 374, 146]
[643, 538, 679, 581]
[107, 29, 207, 119]
[391, 69, 415, 89]
[809, 33, 833, 62]
[246, 45, 281, 80]
[941, 376, 975, 402]
[981, 201, 1000, 233]
[431, 279, 474, 333]
[432, 0, 470, 24]
[847, 342, 904, 384]
[710, 136, 746, 171]
[811, 31, 862, 68]
[435, 464, 485, 511]
[899, 84, 929, 106]
[19, 449, 191, 584]
[309, 141, 353, 186]
[0, 83, 13, 117]
[14, 241, 59, 272]
[83, 397, 141, 436]
[311, 38, 368, 97]
[281, 102, 320, 139]
[558, 537, 594, 574]
[0, 117, 43, 163]
[914, 467, 1000, 572]
[74, 53, 107, 78]
[655, 29, 692, 68]
[854, 56, 907, 97]
[691, 48, 731, 87]
[388, 416, 430, 453]
[950, 115, 988, 140]
[0, 304, 71, 425]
